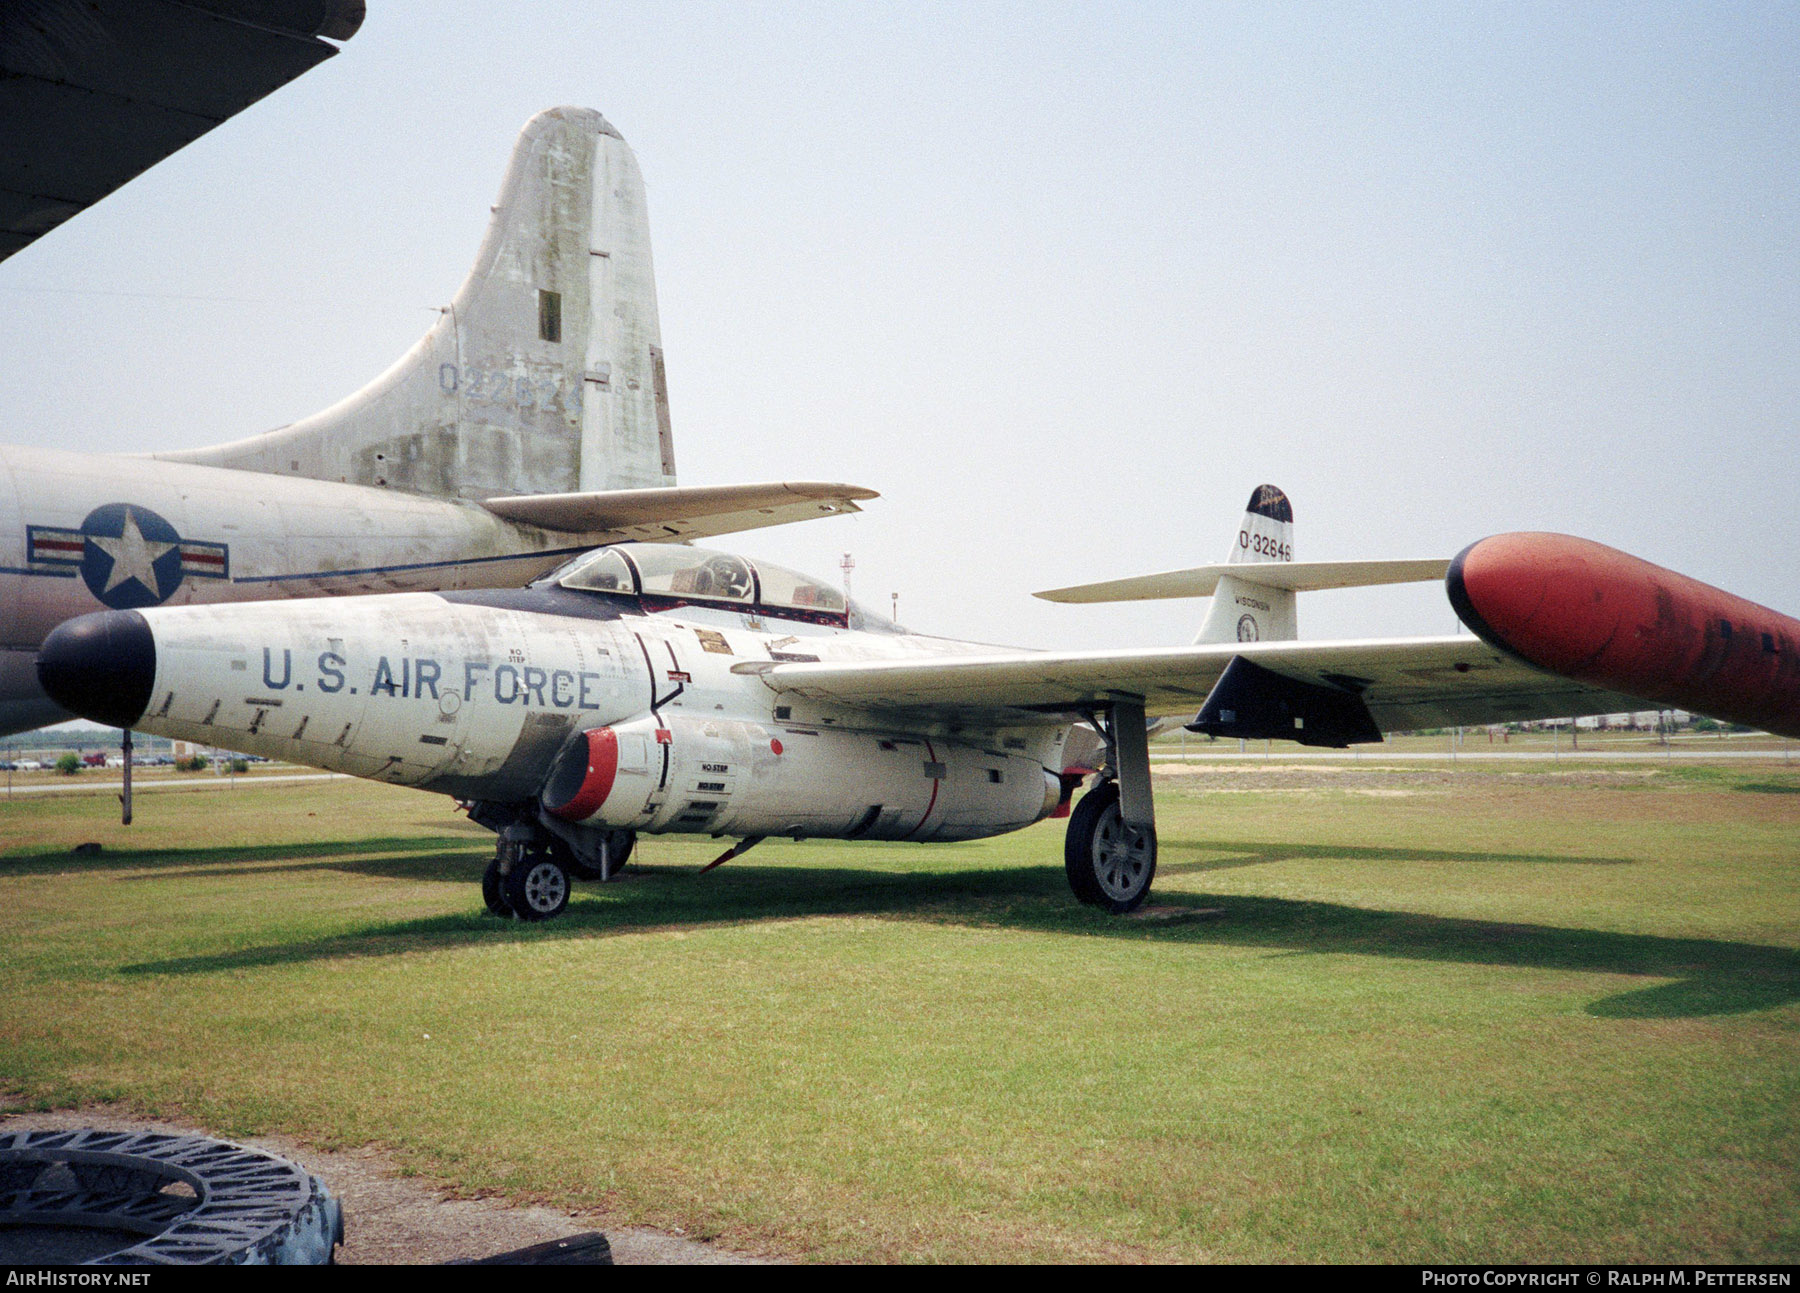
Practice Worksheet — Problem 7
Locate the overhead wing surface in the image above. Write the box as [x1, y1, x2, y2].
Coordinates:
[481, 481, 878, 541]
[1035, 558, 1450, 603]
[0, 0, 364, 262]
[741, 636, 1647, 732]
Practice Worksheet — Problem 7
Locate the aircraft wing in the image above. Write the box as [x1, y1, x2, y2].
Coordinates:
[481, 481, 878, 541]
[740, 635, 1649, 733]
[1, 0, 365, 262]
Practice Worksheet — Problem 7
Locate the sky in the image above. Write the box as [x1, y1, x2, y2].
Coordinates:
[0, 1, 1794, 651]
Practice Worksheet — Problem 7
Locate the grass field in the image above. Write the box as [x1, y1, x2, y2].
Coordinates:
[1, 759, 1796, 1262]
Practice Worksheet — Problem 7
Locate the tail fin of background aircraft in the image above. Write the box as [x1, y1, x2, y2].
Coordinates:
[1194, 484, 1297, 644]
[156, 106, 674, 501]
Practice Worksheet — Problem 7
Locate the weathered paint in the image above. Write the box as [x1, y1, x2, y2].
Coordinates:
[157, 108, 674, 500]
[44, 578, 1070, 842]
[1448, 532, 1800, 739]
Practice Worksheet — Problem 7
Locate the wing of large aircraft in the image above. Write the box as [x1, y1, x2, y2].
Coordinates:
[0, 0, 364, 262]
[738, 635, 1648, 734]
[481, 481, 878, 542]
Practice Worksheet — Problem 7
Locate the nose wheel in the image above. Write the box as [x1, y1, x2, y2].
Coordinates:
[1064, 780, 1156, 913]
[504, 851, 571, 921]
[484, 850, 571, 921]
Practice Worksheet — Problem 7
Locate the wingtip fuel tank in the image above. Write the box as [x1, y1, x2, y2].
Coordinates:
[1447, 532, 1800, 740]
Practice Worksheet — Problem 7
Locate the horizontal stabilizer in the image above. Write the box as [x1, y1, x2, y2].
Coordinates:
[1035, 558, 1450, 603]
[481, 481, 878, 540]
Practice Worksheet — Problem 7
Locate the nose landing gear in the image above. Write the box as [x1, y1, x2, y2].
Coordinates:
[505, 851, 570, 920]
[474, 811, 635, 921]
[482, 835, 570, 922]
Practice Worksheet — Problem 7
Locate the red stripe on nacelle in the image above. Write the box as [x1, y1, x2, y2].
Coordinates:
[546, 727, 620, 822]
[1449, 533, 1800, 739]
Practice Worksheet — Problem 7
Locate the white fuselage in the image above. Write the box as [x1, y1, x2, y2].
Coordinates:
[0, 445, 602, 733]
[121, 589, 1070, 845]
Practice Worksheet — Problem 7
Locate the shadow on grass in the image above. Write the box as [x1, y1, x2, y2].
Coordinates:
[118, 856, 1797, 1020]
[1158, 839, 1636, 874]
[0, 836, 476, 877]
[111, 851, 487, 885]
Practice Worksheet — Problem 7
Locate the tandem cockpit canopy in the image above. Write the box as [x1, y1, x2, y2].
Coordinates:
[542, 542, 892, 629]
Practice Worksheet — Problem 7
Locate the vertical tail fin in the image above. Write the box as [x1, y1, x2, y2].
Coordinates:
[1195, 484, 1296, 643]
[158, 106, 675, 499]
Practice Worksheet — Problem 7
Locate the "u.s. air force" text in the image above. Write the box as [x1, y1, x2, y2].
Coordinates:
[261, 648, 613, 710]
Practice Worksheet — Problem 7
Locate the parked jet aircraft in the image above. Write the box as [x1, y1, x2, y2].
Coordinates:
[37, 484, 1800, 918]
[0, 107, 873, 734]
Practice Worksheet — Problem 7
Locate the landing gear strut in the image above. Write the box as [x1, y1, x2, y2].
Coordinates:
[561, 828, 635, 881]
[469, 803, 637, 921]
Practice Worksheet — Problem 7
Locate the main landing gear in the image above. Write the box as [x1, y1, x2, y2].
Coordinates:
[1064, 780, 1157, 913]
[1062, 697, 1158, 914]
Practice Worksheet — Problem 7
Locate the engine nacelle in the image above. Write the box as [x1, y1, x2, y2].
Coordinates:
[542, 714, 1060, 842]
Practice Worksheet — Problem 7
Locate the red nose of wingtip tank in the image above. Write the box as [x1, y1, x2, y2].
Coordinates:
[1447, 532, 1800, 740]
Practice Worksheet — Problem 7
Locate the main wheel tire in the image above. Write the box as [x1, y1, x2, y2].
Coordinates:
[481, 857, 512, 916]
[502, 851, 570, 921]
[1063, 781, 1156, 914]
[554, 837, 601, 882]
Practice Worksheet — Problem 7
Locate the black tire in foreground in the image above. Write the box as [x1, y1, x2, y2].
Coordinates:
[1063, 780, 1157, 914]
[0, 1128, 341, 1264]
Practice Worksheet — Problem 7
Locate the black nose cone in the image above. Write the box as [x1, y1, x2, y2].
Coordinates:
[37, 611, 157, 729]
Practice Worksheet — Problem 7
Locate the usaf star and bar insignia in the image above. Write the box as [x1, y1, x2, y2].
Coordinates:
[27, 503, 230, 610]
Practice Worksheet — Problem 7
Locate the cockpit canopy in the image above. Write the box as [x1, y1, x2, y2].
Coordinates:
[546, 543, 852, 625]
